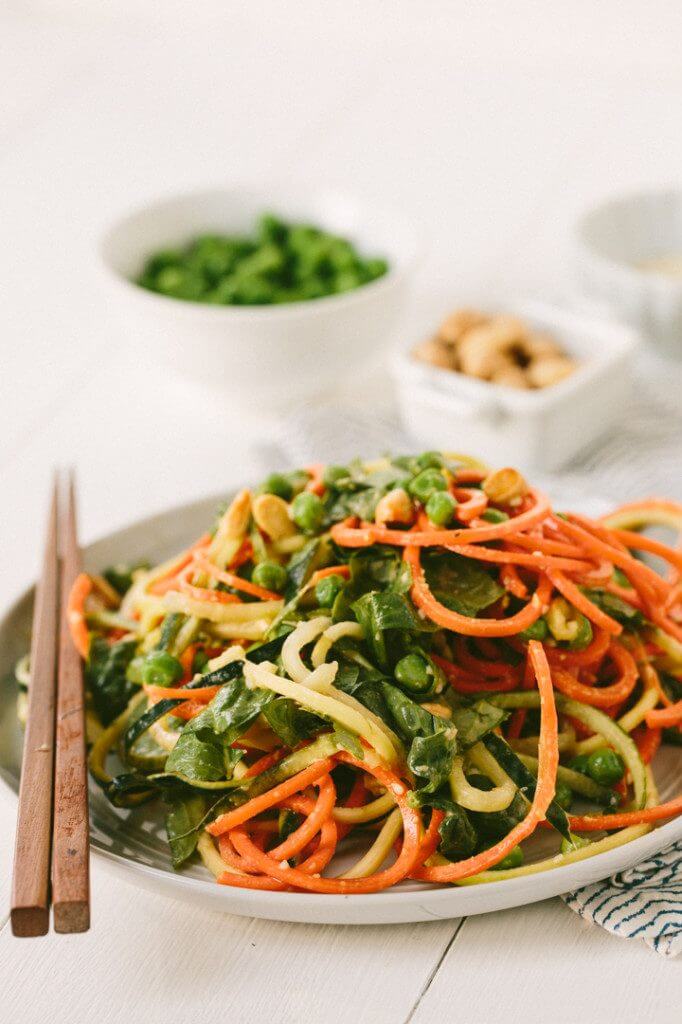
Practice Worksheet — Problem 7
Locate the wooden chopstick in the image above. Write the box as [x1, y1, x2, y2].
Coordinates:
[52, 470, 90, 932]
[10, 476, 59, 937]
[11, 471, 91, 936]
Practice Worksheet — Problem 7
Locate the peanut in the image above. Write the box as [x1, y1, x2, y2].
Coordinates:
[412, 336, 457, 370]
[374, 487, 415, 527]
[482, 467, 529, 505]
[526, 355, 575, 389]
[252, 493, 297, 540]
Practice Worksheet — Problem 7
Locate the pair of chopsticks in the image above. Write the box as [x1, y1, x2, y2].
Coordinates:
[11, 472, 90, 937]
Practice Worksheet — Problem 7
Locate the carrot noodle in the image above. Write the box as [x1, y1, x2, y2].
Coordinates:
[310, 565, 352, 585]
[330, 488, 551, 548]
[452, 487, 488, 523]
[208, 758, 335, 836]
[646, 700, 682, 728]
[550, 641, 638, 708]
[65, 453, 682, 897]
[147, 533, 211, 595]
[406, 544, 552, 637]
[192, 552, 282, 601]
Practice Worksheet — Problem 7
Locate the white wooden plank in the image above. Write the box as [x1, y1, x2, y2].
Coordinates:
[410, 899, 681, 1024]
[0, 860, 458, 1024]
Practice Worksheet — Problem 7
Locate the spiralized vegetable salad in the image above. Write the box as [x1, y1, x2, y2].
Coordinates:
[28, 452, 682, 894]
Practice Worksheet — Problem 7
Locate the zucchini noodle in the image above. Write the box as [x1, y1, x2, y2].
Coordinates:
[450, 755, 516, 812]
[340, 808, 403, 878]
[311, 621, 365, 668]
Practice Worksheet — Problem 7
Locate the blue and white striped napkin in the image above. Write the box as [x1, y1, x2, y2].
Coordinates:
[563, 840, 682, 958]
[262, 348, 682, 957]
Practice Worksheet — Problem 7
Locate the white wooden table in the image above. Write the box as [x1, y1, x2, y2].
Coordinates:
[2, 4, 682, 1020]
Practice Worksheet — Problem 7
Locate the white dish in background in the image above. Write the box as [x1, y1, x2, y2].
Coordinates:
[575, 189, 682, 359]
[99, 186, 417, 405]
[2, 489, 681, 926]
[391, 300, 638, 473]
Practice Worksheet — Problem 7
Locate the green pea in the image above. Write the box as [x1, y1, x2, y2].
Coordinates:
[586, 748, 625, 786]
[425, 491, 457, 526]
[519, 618, 549, 641]
[408, 469, 447, 504]
[140, 651, 184, 688]
[252, 561, 288, 593]
[568, 753, 591, 776]
[560, 832, 591, 855]
[315, 574, 346, 608]
[493, 846, 524, 870]
[259, 473, 293, 501]
[554, 779, 573, 810]
[364, 258, 388, 281]
[291, 491, 325, 534]
[481, 508, 509, 523]
[415, 451, 443, 471]
[394, 653, 433, 694]
[334, 271, 363, 293]
[323, 465, 350, 487]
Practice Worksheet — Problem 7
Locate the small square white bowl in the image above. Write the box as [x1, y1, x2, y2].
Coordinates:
[391, 300, 639, 472]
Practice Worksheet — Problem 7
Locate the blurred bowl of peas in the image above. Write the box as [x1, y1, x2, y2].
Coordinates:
[99, 186, 418, 402]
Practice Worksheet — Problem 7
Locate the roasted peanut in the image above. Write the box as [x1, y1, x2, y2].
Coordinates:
[252, 493, 297, 540]
[490, 364, 529, 389]
[438, 308, 488, 345]
[482, 467, 529, 505]
[457, 317, 526, 378]
[520, 332, 563, 361]
[218, 488, 252, 540]
[412, 336, 457, 370]
[526, 355, 574, 389]
[374, 487, 415, 527]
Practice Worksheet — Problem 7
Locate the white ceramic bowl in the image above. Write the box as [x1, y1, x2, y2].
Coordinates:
[391, 299, 639, 473]
[575, 189, 682, 358]
[99, 186, 417, 403]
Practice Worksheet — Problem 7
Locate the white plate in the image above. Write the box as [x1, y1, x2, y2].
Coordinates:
[2, 492, 681, 925]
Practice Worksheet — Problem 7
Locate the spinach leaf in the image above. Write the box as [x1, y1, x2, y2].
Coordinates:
[381, 682, 457, 796]
[407, 728, 458, 796]
[346, 546, 412, 598]
[85, 637, 138, 725]
[381, 681, 442, 741]
[285, 538, 323, 599]
[449, 700, 508, 748]
[437, 801, 478, 859]
[164, 728, 227, 782]
[165, 793, 207, 867]
[406, 790, 478, 859]
[165, 668, 275, 783]
[188, 672, 274, 745]
[262, 697, 327, 746]
[352, 591, 429, 667]
[582, 588, 644, 627]
[422, 550, 504, 617]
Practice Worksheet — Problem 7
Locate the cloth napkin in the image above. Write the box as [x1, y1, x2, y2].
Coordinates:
[258, 349, 682, 957]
